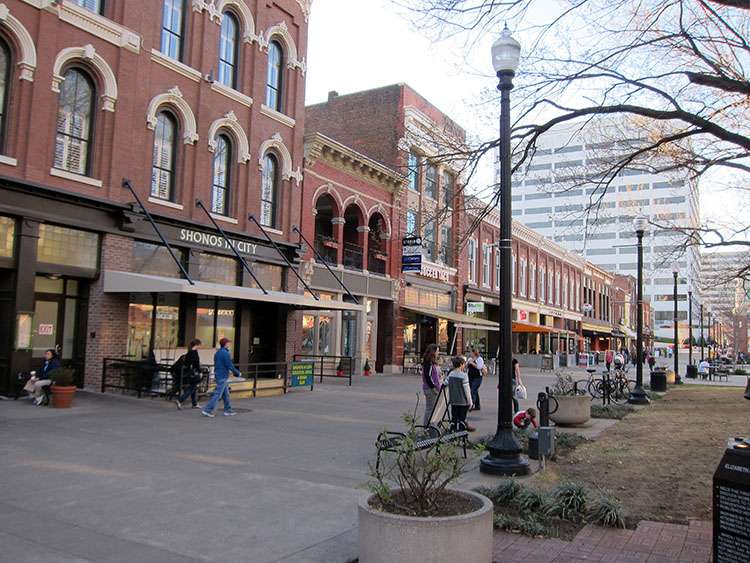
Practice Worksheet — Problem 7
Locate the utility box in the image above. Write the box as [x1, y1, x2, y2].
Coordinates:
[713, 437, 750, 562]
[537, 427, 555, 457]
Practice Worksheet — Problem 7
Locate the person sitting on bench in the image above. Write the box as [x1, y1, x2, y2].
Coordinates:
[27, 349, 60, 405]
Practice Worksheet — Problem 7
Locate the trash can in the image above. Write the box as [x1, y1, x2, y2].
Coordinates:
[686, 364, 698, 379]
[650, 369, 667, 392]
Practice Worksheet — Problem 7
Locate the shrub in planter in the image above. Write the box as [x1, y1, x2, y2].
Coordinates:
[51, 366, 77, 408]
[359, 406, 493, 563]
[336, 360, 344, 377]
[549, 370, 591, 426]
[363, 359, 371, 376]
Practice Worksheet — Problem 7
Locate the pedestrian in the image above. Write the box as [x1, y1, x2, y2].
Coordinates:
[466, 347, 484, 411]
[175, 339, 203, 410]
[698, 358, 710, 379]
[605, 349, 613, 372]
[26, 349, 61, 405]
[513, 407, 538, 429]
[446, 355, 475, 432]
[420, 344, 442, 426]
[511, 356, 523, 413]
[202, 338, 241, 418]
[647, 353, 655, 372]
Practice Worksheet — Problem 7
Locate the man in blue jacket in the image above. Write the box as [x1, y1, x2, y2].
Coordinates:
[202, 338, 241, 418]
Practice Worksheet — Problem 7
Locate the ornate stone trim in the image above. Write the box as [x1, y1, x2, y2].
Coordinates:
[52, 44, 118, 112]
[210, 81, 253, 107]
[207, 111, 251, 163]
[146, 86, 199, 145]
[260, 104, 295, 128]
[0, 4, 37, 81]
[259, 21, 306, 75]
[258, 133, 300, 185]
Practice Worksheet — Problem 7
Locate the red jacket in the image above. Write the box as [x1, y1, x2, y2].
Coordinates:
[513, 411, 539, 429]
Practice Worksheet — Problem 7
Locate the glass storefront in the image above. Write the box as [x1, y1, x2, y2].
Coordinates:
[0, 215, 14, 258]
[133, 241, 184, 278]
[199, 253, 237, 285]
[196, 297, 236, 348]
[301, 313, 334, 355]
[127, 293, 180, 359]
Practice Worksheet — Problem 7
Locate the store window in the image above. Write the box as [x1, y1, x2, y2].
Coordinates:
[196, 298, 236, 348]
[0, 215, 14, 258]
[248, 262, 283, 292]
[126, 293, 179, 360]
[133, 241, 184, 278]
[199, 253, 237, 285]
[424, 164, 437, 199]
[37, 224, 98, 270]
[301, 313, 334, 356]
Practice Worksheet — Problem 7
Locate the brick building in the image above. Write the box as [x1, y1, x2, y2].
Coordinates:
[0, 0, 352, 393]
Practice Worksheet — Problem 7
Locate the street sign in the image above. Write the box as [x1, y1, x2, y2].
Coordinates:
[290, 362, 314, 387]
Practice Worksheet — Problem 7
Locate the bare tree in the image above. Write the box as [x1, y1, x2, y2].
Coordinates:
[399, 0, 750, 284]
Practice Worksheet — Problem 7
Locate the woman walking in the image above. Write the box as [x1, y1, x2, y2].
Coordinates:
[175, 339, 203, 410]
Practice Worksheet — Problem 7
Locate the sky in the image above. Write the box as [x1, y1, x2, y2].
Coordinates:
[304, 0, 745, 239]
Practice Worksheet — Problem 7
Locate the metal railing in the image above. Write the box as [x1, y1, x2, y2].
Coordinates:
[314, 235, 339, 265]
[368, 249, 387, 275]
[293, 354, 353, 386]
[342, 242, 363, 271]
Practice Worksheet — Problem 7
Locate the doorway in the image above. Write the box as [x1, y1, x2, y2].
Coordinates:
[32, 276, 81, 366]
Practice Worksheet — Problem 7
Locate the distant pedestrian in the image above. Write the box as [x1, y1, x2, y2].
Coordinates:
[466, 347, 484, 411]
[605, 349, 614, 372]
[513, 407, 538, 429]
[202, 338, 240, 418]
[648, 354, 655, 372]
[446, 355, 475, 432]
[421, 344, 442, 425]
[175, 339, 203, 410]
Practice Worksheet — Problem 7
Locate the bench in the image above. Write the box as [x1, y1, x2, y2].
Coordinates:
[375, 386, 469, 470]
[711, 364, 730, 382]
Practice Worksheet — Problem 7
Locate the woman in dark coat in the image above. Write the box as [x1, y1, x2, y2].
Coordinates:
[175, 339, 203, 409]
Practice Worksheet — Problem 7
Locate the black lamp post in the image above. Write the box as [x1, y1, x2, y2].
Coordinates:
[700, 303, 704, 362]
[480, 26, 530, 476]
[688, 287, 693, 366]
[628, 215, 650, 405]
[671, 263, 682, 384]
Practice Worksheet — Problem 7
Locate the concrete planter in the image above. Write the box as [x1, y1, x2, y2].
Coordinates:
[549, 394, 591, 426]
[358, 489, 493, 563]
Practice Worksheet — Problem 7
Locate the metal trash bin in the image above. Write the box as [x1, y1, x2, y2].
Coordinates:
[650, 370, 667, 392]
[686, 364, 698, 379]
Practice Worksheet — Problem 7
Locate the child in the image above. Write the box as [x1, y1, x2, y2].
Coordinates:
[446, 355, 475, 432]
[513, 407, 538, 429]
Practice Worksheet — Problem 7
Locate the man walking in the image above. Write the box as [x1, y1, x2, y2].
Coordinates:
[202, 338, 241, 418]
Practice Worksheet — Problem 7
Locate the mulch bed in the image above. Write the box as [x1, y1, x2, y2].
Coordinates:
[368, 489, 483, 517]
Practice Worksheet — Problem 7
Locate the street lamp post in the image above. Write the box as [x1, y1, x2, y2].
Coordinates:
[671, 263, 682, 384]
[688, 287, 693, 366]
[480, 26, 530, 476]
[700, 304, 704, 362]
[628, 215, 650, 405]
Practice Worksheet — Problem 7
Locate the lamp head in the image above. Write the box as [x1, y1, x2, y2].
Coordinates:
[671, 262, 679, 275]
[632, 215, 647, 235]
[491, 25, 521, 74]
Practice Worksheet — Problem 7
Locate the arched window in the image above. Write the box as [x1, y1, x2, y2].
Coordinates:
[54, 68, 95, 175]
[265, 40, 283, 112]
[260, 153, 278, 227]
[218, 12, 238, 88]
[161, 0, 185, 61]
[212, 133, 232, 215]
[151, 111, 177, 201]
[0, 40, 10, 150]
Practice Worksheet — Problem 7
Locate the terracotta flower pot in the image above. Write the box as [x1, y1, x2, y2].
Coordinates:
[51, 385, 76, 408]
[358, 489, 493, 563]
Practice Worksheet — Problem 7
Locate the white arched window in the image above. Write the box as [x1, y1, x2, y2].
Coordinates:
[151, 111, 178, 200]
[212, 133, 232, 215]
[218, 12, 239, 88]
[265, 39, 283, 112]
[54, 68, 95, 175]
[261, 153, 279, 227]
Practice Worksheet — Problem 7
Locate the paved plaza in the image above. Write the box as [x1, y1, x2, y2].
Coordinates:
[1, 365, 740, 562]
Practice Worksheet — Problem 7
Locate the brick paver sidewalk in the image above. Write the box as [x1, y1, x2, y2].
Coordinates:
[493, 520, 713, 562]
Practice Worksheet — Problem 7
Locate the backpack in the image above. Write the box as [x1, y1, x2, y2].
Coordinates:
[170, 354, 186, 376]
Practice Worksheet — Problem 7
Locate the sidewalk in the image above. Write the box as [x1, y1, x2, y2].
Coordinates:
[0, 366, 725, 562]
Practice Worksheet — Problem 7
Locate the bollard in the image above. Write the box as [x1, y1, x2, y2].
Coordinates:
[529, 391, 551, 460]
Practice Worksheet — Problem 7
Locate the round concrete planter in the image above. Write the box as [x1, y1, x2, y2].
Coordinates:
[549, 394, 591, 426]
[358, 489, 493, 563]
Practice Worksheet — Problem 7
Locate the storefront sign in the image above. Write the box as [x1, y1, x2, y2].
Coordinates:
[402, 236, 422, 273]
[179, 229, 258, 255]
[290, 362, 314, 387]
[466, 302, 484, 314]
[518, 310, 528, 321]
[420, 264, 450, 282]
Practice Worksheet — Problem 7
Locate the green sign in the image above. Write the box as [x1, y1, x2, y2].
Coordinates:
[290, 362, 314, 387]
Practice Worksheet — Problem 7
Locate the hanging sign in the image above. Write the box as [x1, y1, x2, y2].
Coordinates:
[402, 236, 422, 273]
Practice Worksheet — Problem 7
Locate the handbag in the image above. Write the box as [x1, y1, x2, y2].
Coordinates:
[23, 379, 35, 393]
[514, 383, 528, 400]
[187, 370, 203, 386]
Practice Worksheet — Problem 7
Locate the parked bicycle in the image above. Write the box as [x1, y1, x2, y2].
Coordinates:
[575, 367, 635, 405]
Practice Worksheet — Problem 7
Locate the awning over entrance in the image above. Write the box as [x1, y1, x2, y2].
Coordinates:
[103, 270, 365, 312]
[401, 305, 499, 331]
[581, 322, 614, 336]
[512, 320, 551, 333]
[615, 326, 636, 338]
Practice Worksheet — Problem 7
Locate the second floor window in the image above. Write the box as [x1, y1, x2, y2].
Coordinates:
[530, 263, 536, 299]
[495, 250, 500, 289]
[556, 272, 561, 305]
[482, 245, 490, 286]
[408, 152, 419, 191]
[425, 164, 437, 199]
[549, 269, 554, 304]
[161, 0, 185, 61]
[563, 277, 569, 307]
[218, 12, 239, 88]
[211, 134, 232, 215]
[423, 219, 436, 261]
[468, 238, 476, 283]
[54, 68, 94, 176]
[520, 258, 527, 297]
[151, 111, 177, 200]
[266, 40, 283, 112]
[512, 254, 517, 294]
[73, 0, 103, 13]
[439, 225, 452, 265]
[0, 41, 9, 150]
[261, 153, 278, 228]
[540, 267, 546, 302]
